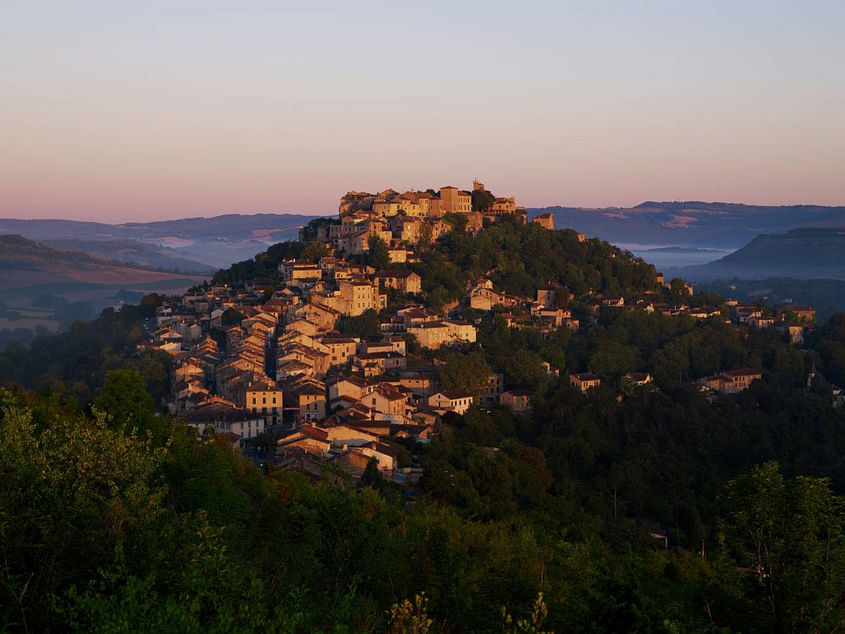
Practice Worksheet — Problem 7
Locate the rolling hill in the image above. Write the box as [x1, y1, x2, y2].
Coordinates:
[528, 201, 845, 249]
[43, 239, 214, 274]
[0, 235, 206, 332]
[679, 227, 845, 281]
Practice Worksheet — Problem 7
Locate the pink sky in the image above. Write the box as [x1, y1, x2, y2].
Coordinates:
[2, 1, 843, 222]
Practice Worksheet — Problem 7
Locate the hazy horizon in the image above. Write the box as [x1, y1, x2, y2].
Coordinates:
[4, 197, 845, 226]
[3, 0, 843, 222]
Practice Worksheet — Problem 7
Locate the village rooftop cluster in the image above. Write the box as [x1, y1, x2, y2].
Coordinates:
[137, 181, 828, 481]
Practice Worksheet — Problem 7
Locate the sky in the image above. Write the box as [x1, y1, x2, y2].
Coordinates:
[1, 0, 843, 222]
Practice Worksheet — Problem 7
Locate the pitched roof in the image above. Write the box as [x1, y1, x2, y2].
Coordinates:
[247, 380, 282, 393]
[327, 374, 368, 387]
[372, 441, 401, 458]
[570, 373, 600, 382]
[444, 319, 473, 326]
[294, 384, 326, 397]
[373, 385, 406, 401]
[723, 368, 762, 378]
[411, 321, 447, 329]
[320, 336, 358, 344]
[277, 425, 329, 445]
[440, 389, 472, 400]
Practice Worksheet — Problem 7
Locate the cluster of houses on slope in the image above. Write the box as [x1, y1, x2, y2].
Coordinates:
[139, 200, 596, 481]
[137, 224, 493, 481]
[568, 367, 766, 397]
[468, 280, 581, 333]
[145, 264, 549, 480]
[727, 300, 816, 344]
[466, 277, 720, 332]
[137, 182, 826, 482]
[304, 180, 565, 257]
[468, 278, 816, 344]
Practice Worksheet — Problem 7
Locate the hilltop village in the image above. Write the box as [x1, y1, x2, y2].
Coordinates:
[139, 181, 826, 480]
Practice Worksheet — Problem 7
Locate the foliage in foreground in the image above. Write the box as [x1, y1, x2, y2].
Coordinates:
[1, 387, 843, 632]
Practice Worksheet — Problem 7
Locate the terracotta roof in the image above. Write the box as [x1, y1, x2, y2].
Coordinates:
[439, 389, 472, 400]
[327, 374, 367, 387]
[411, 321, 447, 329]
[298, 425, 329, 441]
[374, 385, 406, 401]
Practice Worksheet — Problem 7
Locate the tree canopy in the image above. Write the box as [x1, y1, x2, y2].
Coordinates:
[368, 235, 390, 271]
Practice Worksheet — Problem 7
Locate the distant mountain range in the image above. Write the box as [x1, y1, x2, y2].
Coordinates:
[677, 228, 845, 281]
[6, 203, 845, 280]
[0, 213, 326, 269]
[528, 201, 845, 249]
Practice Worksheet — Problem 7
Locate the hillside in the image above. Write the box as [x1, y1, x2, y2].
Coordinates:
[44, 238, 214, 273]
[0, 234, 204, 281]
[679, 227, 845, 281]
[212, 217, 661, 303]
[0, 213, 327, 268]
[417, 219, 659, 305]
[529, 201, 845, 249]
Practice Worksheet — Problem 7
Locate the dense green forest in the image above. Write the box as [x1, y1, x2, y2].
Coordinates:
[2, 220, 845, 631]
[2, 384, 844, 632]
[416, 220, 660, 305]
